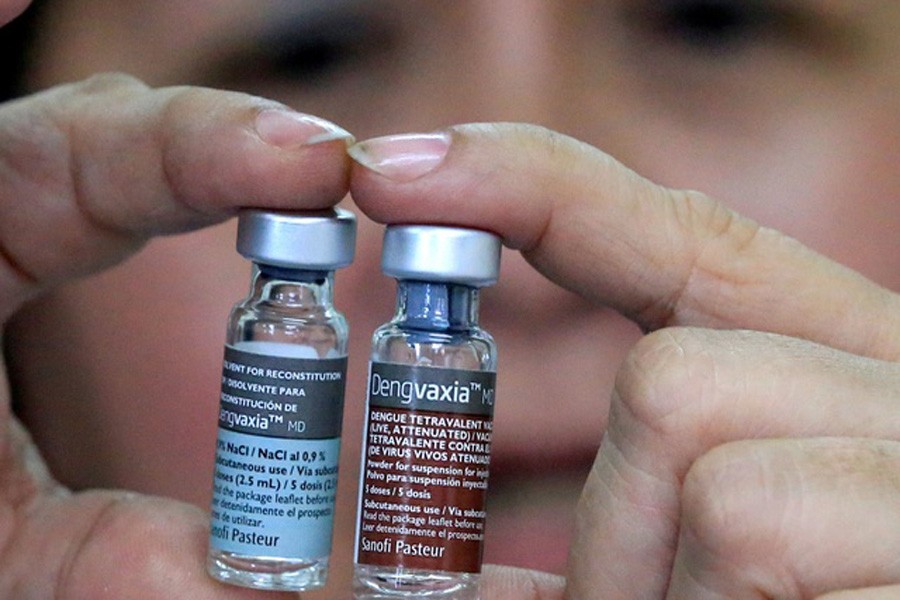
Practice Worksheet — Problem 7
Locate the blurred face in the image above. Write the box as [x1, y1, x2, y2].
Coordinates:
[8, 0, 900, 587]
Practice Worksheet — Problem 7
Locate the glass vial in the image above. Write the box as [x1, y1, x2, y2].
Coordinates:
[208, 208, 356, 591]
[354, 225, 501, 599]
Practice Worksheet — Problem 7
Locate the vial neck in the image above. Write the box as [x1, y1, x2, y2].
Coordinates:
[250, 263, 334, 307]
[394, 280, 480, 331]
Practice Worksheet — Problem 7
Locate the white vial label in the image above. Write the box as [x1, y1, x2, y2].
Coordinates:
[210, 345, 347, 560]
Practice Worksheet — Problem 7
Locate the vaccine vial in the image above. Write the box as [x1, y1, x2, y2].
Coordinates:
[208, 208, 356, 591]
[354, 225, 501, 599]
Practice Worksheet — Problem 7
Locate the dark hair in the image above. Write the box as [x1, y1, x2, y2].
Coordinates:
[0, 1, 46, 102]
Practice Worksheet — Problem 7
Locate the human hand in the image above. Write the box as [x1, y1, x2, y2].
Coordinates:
[347, 124, 900, 599]
[0, 73, 351, 598]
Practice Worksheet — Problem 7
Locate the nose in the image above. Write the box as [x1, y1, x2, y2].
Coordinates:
[414, 0, 565, 127]
[468, 0, 560, 123]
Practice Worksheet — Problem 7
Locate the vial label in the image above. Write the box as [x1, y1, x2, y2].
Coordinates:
[210, 346, 347, 559]
[355, 362, 496, 574]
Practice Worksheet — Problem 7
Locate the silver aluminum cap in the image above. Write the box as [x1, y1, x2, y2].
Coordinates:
[382, 225, 501, 287]
[236, 208, 357, 269]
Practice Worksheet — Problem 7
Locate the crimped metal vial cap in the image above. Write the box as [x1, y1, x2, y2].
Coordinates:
[382, 225, 501, 287]
[236, 208, 357, 269]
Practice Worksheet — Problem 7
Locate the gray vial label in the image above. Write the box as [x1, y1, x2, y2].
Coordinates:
[219, 346, 347, 439]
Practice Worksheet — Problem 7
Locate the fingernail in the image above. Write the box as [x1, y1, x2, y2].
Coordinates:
[255, 109, 353, 148]
[348, 132, 451, 182]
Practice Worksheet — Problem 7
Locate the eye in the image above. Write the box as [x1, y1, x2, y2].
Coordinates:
[205, 10, 397, 90]
[261, 14, 395, 83]
[624, 0, 793, 54]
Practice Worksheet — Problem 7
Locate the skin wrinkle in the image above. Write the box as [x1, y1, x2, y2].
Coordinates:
[600, 354, 690, 595]
[0, 112, 47, 295]
[515, 185, 553, 256]
[864, 293, 900, 364]
[67, 77, 151, 229]
[0, 422, 62, 597]
[614, 329, 699, 439]
[142, 86, 232, 230]
[684, 448, 773, 567]
[0, 238, 37, 290]
[532, 147, 638, 299]
[676, 559, 733, 600]
[52, 494, 122, 600]
[609, 184, 700, 330]
[795, 442, 883, 597]
[662, 190, 765, 330]
[675, 451, 777, 598]
[655, 191, 722, 328]
[598, 425, 680, 528]
[154, 85, 260, 225]
[62, 93, 142, 248]
[570, 416, 679, 599]
[784, 441, 815, 598]
[548, 145, 643, 270]
[0, 422, 52, 511]
[673, 439, 900, 598]
[638, 331, 896, 447]
[0, 429, 68, 597]
[482, 565, 565, 600]
[156, 89, 217, 228]
[48, 494, 220, 600]
[607, 386, 684, 494]
[8, 420, 58, 501]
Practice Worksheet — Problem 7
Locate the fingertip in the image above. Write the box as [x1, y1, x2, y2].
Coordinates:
[0, 0, 31, 26]
[254, 108, 354, 149]
[348, 124, 553, 250]
[347, 132, 451, 182]
[158, 91, 354, 220]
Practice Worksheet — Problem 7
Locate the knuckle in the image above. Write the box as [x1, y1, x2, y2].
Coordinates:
[69, 72, 149, 97]
[680, 442, 782, 560]
[668, 187, 762, 253]
[637, 187, 764, 330]
[613, 327, 719, 437]
[156, 86, 234, 140]
[50, 74, 150, 140]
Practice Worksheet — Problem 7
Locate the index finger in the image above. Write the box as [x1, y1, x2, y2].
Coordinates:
[347, 123, 900, 361]
[0, 74, 352, 319]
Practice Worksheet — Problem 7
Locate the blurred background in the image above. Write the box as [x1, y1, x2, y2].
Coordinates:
[3, 1, 900, 595]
